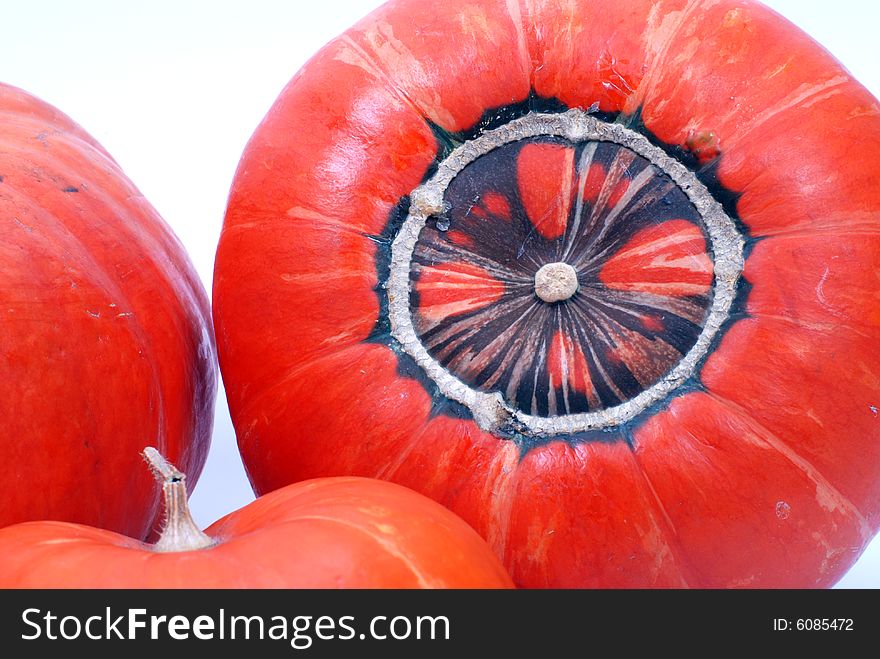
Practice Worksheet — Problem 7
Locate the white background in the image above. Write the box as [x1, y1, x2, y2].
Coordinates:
[1, 0, 877, 588]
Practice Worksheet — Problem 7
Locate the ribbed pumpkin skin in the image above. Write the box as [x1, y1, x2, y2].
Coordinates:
[213, 0, 880, 587]
[0, 83, 216, 539]
[0, 477, 514, 588]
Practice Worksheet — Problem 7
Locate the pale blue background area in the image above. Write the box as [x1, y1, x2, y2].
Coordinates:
[1, 0, 877, 587]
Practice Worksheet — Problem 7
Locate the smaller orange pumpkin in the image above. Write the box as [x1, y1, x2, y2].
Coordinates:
[0, 448, 513, 589]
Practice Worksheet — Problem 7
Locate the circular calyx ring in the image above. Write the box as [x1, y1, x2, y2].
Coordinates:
[387, 109, 745, 438]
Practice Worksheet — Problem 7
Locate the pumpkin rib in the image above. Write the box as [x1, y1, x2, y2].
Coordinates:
[582, 442, 700, 587]
[625, 444, 701, 588]
[373, 417, 505, 513]
[709, 74, 851, 154]
[633, 392, 867, 587]
[197, 475, 516, 588]
[501, 0, 534, 91]
[343, 0, 532, 133]
[501, 439, 694, 587]
[0, 136, 212, 346]
[371, 416, 436, 481]
[280, 515, 433, 587]
[751, 225, 880, 240]
[0, 525, 139, 588]
[0, 128, 114, 169]
[701, 318, 880, 523]
[4, 524, 296, 588]
[0, 189, 169, 537]
[375, 416, 506, 528]
[703, 389, 873, 540]
[618, 0, 703, 113]
[235, 344, 435, 494]
[218, 35, 437, 236]
[235, 341, 381, 429]
[335, 33, 435, 126]
[524, 0, 679, 114]
[637, 0, 850, 150]
[746, 249, 880, 337]
[743, 234, 880, 333]
[746, 311, 877, 339]
[283, 208, 381, 241]
[702, 317, 880, 523]
[478, 442, 521, 565]
[720, 125, 880, 238]
[215, 227, 380, 420]
[0, 135, 212, 325]
[0, 179, 169, 400]
[0, 143, 214, 486]
[0, 105, 114, 165]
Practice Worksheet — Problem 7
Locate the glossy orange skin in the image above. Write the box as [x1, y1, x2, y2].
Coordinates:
[214, 0, 880, 587]
[0, 84, 215, 538]
[0, 477, 514, 588]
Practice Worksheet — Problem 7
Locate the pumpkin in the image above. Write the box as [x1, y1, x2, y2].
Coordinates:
[0, 448, 514, 588]
[0, 83, 215, 538]
[213, 0, 880, 587]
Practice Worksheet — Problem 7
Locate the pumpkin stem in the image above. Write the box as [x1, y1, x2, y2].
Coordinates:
[142, 446, 215, 552]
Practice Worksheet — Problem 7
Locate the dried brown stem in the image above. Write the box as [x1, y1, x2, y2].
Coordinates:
[142, 446, 215, 553]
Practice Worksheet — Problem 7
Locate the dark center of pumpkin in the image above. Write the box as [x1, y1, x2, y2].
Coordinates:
[388, 110, 743, 436]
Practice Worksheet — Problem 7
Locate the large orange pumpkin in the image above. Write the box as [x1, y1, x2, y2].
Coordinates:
[213, 0, 880, 587]
[0, 83, 215, 538]
[0, 449, 513, 588]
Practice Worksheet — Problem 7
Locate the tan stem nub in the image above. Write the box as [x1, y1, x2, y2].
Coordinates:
[535, 262, 579, 303]
[142, 447, 215, 553]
